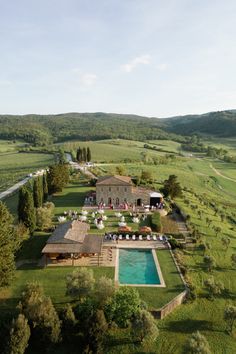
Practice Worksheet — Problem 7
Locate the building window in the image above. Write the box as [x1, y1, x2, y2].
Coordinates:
[117, 187, 119, 191]
[109, 187, 111, 192]
[124, 187, 127, 192]
[101, 188, 103, 191]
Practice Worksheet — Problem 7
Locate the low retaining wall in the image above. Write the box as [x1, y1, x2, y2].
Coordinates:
[152, 289, 188, 319]
[151, 247, 188, 319]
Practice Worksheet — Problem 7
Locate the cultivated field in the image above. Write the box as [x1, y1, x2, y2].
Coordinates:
[0, 152, 55, 192]
[63, 139, 181, 163]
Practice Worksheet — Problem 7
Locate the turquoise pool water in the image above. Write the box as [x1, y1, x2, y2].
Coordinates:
[118, 249, 161, 285]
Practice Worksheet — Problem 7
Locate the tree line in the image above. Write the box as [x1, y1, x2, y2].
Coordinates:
[18, 162, 69, 234]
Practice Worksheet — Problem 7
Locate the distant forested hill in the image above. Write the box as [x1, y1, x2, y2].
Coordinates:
[0, 110, 235, 146]
[0, 113, 178, 146]
[165, 110, 236, 137]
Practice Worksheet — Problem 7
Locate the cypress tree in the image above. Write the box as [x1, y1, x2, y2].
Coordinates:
[43, 173, 48, 202]
[19, 282, 61, 344]
[87, 147, 91, 162]
[8, 314, 31, 354]
[76, 147, 82, 162]
[47, 163, 69, 194]
[33, 177, 43, 208]
[82, 147, 87, 162]
[18, 187, 36, 233]
[0, 201, 18, 287]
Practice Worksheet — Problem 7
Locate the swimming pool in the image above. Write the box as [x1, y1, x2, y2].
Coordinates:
[118, 248, 164, 286]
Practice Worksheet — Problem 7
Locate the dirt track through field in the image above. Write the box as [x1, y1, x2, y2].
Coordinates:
[209, 163, 236, 183]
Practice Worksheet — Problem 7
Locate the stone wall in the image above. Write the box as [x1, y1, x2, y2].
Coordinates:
[96, 184, 133, 205]
[96, 185, 151, 206]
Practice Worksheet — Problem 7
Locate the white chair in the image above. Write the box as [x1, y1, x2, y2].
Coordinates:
[119, 234, 123, 240]
[139, 235, 143, 241]
[147, 235, 151, 241]
[126, 234, 130, 240]
[153, 235, 157, 241]
[159, 235, 163, 241]
[132, 235, 136, 240]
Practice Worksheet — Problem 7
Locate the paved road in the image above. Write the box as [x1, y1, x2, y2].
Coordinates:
[0, 176, 31, 200]
[69, 161, 96, 179]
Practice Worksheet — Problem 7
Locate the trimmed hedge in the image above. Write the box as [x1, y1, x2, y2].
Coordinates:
[151, 212, 162, 232]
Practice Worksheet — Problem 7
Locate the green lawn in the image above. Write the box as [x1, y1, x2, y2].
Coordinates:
[0, 266, 114, 315]
[136, 250, 185, 309]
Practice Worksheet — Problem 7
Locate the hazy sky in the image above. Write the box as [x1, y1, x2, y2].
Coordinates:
[0, 0, 236, 117]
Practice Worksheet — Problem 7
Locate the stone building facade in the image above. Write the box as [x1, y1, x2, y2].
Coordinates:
[96, 175, 162, 207]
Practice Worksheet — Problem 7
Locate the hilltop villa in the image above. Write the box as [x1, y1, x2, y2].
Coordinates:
[95, 175, 163, 208]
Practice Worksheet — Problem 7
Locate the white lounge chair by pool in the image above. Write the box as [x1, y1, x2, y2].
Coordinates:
[132, 235, 136, 240]
[139, 235, 143, 241]
[147, 235, 151, 241]
[153, 235, 157, 241]
[126, 234, 130, 240]
[159, 235, 163, 241]
[119, 234, 123, 240]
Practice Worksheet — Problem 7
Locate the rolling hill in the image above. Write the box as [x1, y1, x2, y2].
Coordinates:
[0, 110, 236, 146]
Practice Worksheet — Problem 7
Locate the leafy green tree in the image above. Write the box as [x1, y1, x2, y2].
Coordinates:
[47, 163, 69, 194]
[42, 173, 48, 202]
[0, 202, 20, 287]
[87, 147, 91, 162]
[204, 277, 224, 299]
[36, 202, 54, 230]
[221, 237, 231, 252]
[8, 313, 30, 354]
[224, 305, 236, 335]
[60, 304, 76, 342]
[140, 170, 153, 183]
[106, 287, 141, 327]
[66, 268, 95, 301]
[115, 165, 126, 176]
[213, 226, 222, 237]
[131, 309, 159, 343]
[33, 177, 43, 208]
[19, 282, 61, 344]
[93, 276, 115, 308]
[161, 174, 182, 199]
[203, 255, 216, 272]
[184, 331, 211, 354]
[231, 253, 236, 268]
[86, 309, 108, 353]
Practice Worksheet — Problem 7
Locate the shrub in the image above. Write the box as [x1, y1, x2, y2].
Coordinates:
[151, 212, 162, 232]
[169, 238, 182, 249]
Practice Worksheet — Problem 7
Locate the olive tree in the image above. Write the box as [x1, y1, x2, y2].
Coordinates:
[184, 331, 211, 354]
[131, 309, 159, 343]
[66, 267, 95, 301]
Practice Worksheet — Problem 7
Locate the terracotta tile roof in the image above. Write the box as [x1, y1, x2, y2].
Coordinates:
[96, 175, 132, 186]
